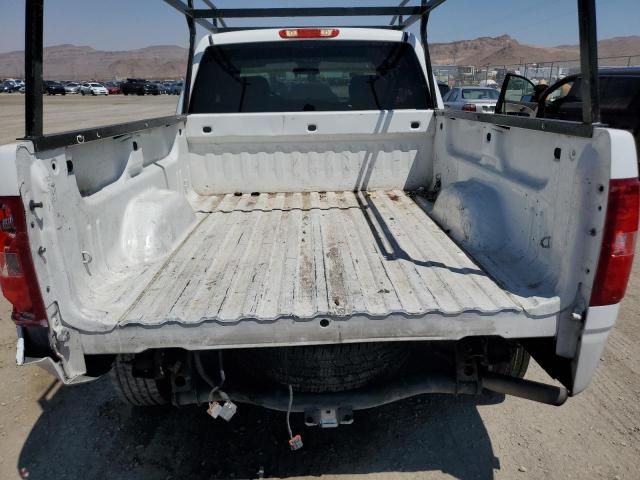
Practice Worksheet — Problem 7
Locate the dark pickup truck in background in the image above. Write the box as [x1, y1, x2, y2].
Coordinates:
[498, 67, 640, 163]
[121, 78, 161, 96]
[44, 80, 66, 95]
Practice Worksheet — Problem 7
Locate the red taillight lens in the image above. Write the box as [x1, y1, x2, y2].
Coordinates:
[462, 103, 477, 112]
[590, 178, 640, 306]
[0, 197, 48, 326]
[279, 28, 340, 39]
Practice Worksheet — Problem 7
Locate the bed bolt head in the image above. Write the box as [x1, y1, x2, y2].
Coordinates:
[29, 200, 43, 211]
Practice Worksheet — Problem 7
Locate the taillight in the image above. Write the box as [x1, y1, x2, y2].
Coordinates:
[279, 28, 340, 39]
[462, 104, 477, 112]
[0, 197, 48, 326]
[590, 178, 640, 306]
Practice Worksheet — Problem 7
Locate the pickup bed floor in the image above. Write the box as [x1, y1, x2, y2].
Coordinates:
[121, 190, 543, 326]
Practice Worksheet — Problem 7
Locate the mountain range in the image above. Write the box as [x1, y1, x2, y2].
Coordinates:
[0, 35, 638, 80]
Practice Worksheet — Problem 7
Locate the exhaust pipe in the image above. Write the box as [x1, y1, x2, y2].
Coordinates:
[176, 370, 569, 410]
[482, 371, 568, 406]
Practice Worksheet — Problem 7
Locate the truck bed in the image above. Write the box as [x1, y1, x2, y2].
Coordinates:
[120, 190, 553, 327]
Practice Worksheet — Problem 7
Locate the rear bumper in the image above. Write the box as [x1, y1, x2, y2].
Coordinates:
[22, 356, 97, 385]
[571, 303, 619, 394]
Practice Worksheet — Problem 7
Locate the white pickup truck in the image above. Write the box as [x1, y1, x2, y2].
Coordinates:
[1, 2, 638, 431]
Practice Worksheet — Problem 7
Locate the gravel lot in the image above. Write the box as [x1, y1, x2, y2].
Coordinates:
[0, 94, 177, 145]
[0, 94, 638, 480]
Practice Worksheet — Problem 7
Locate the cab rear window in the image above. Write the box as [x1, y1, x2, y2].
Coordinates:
[189, 40, 431, 113]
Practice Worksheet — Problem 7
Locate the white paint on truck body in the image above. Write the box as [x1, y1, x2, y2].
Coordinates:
[0, 143, 20, 196]
[1, 29, 638, 394]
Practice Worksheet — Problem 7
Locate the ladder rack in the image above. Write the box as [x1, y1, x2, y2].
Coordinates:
[162, 1, 447, 33]
[21, 0, 601, 146]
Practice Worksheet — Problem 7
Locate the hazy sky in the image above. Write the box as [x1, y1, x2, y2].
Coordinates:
[1, 0, 639, 53]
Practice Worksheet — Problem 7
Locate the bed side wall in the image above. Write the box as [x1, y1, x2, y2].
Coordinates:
[15, 123, 192, 333]
[430, 117, 620, 356]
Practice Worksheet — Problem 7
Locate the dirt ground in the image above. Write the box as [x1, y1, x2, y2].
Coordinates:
[0, 94, 639, 479]
[0, 93, 178, 145]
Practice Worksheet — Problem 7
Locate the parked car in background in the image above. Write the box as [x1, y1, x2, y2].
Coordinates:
[169, 81, 184, 95]
[105, 82, 122, 95]
[1, 80, 17, 93]
[152, 82, 167, 94]
[121, 78, 160, 95]
[497, 67, 640, 165]
[143, 81, 161, 95]
[478, 79, 499, 89]
[64, 82, 80, 94]
[121, 78, 145, 95]
[437, 81, 450, 99]
[44, 80, 66, 95]
[2, 79, 21, 91]
[443, 86, 499, 112]
[79, 82, 109, 96]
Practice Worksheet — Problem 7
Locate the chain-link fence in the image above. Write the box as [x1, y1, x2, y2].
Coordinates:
[434, 54, 640, 88]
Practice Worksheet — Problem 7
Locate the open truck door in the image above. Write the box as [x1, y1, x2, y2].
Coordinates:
[496, 73, 538, 117]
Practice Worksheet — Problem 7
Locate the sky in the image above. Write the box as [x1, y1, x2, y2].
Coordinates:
[0, 0, 639, 53]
